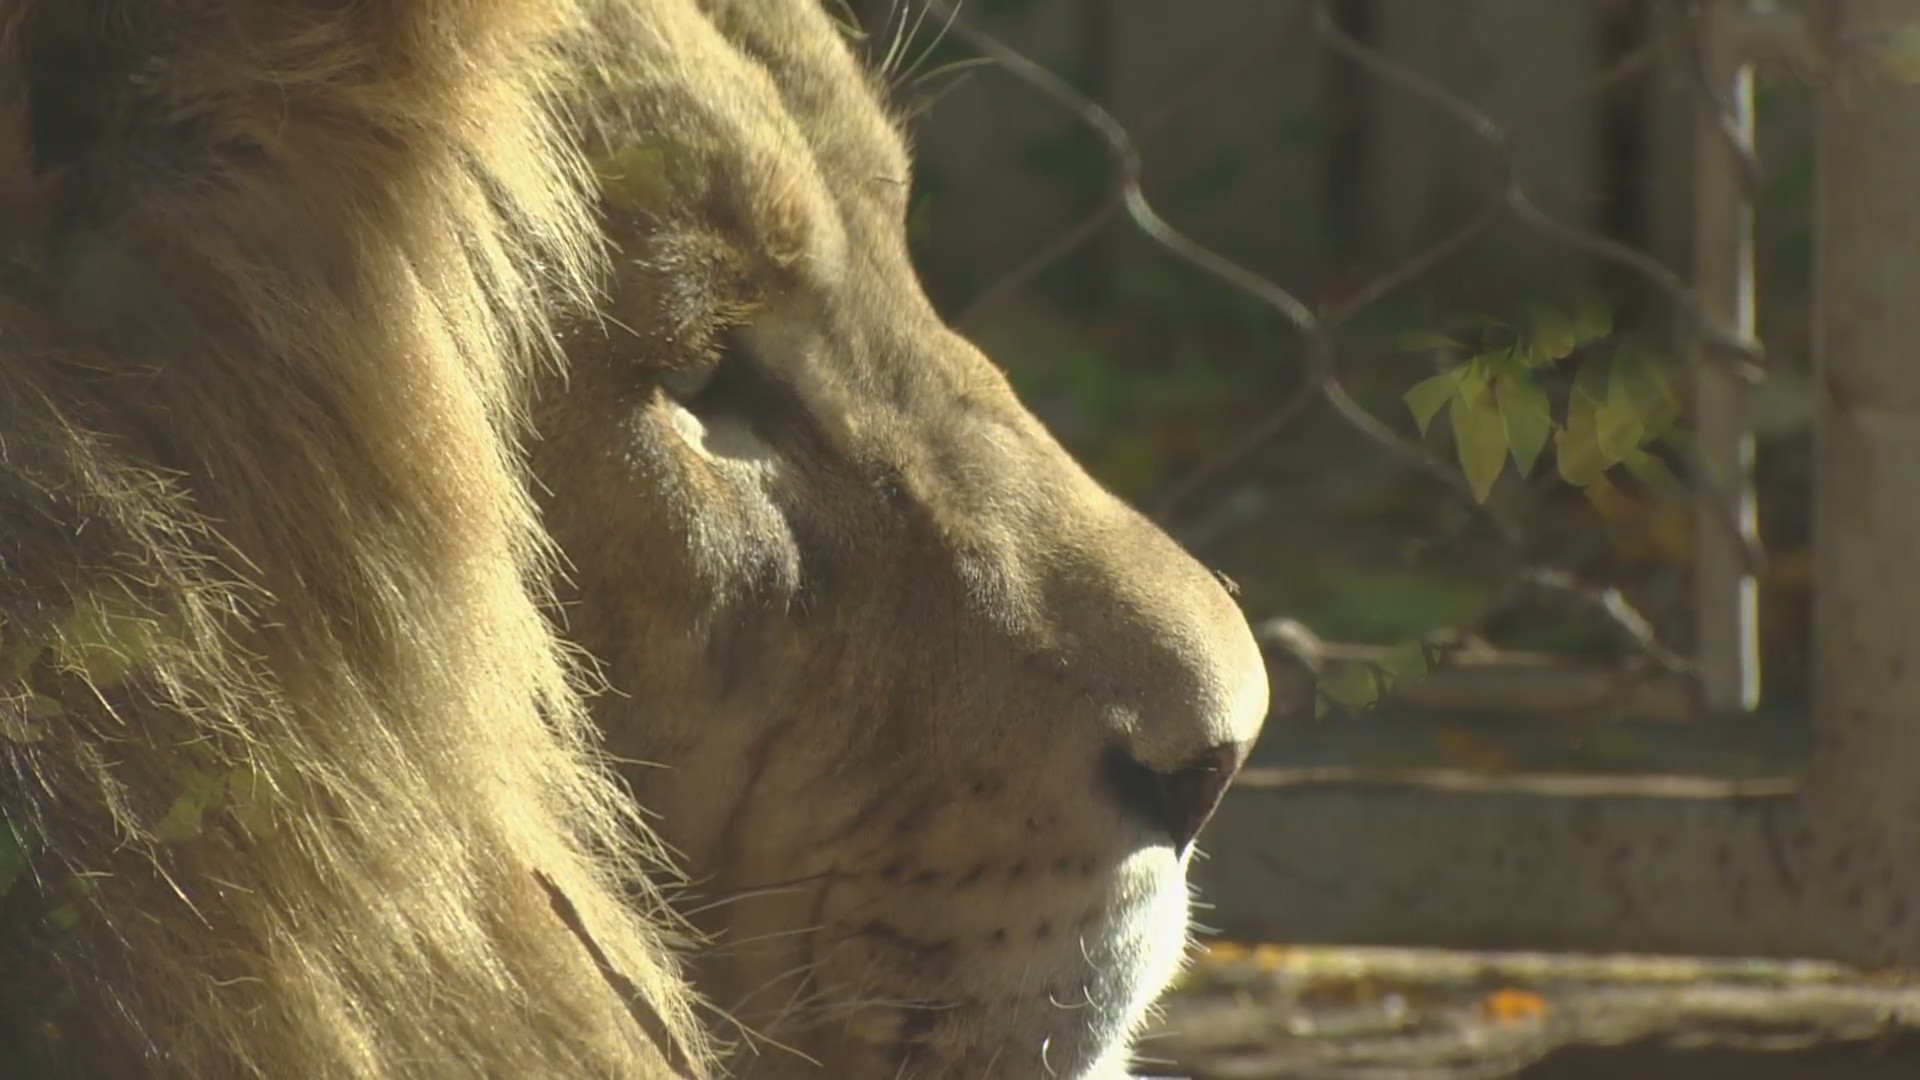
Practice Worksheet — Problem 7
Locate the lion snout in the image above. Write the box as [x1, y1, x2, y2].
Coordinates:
[1099, 740, 1251, 856]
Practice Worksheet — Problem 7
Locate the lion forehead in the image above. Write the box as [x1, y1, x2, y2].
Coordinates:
[698, 0, 914, 232]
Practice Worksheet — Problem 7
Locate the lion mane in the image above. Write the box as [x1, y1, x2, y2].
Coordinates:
[0, 1, 709, 1076]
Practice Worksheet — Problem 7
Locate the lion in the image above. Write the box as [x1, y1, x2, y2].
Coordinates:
[530, 1, 1271, 1077]
[0, 1, 706, 1077]
[0, 0, 1268, 1077]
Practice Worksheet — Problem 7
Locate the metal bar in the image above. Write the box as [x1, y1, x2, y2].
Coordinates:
[1690, 0, 1762, 713]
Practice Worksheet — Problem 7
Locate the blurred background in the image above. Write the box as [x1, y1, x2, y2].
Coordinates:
[834, 1, 1920, 1077]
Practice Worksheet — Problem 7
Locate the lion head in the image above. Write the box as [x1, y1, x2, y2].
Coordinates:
[535, 2, 1271, 1076]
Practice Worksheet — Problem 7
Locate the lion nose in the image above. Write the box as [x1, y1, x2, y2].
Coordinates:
[1101, 741, 1251, 855]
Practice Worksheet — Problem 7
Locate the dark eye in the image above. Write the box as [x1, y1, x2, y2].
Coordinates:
[659, 358, 719, 403]
[662, 326, 759, 416]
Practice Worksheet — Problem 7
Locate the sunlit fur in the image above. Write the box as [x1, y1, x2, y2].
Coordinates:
[0, 2, 705, 1076]
[535, 2, 1268, 1077]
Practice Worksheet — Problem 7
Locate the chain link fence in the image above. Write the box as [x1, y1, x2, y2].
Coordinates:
[848, 0, 1817, 758]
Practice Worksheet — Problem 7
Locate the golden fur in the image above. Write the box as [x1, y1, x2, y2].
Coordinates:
[0, 1, 1270, 1078]
[535, 2, 1270, 1077]
[0, 1, 703, 1077]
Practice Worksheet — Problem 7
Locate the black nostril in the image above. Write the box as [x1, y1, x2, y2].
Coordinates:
[1100, 742, 1248, 855]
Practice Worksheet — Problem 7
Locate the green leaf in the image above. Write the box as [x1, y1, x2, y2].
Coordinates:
[1318, 663, 1381, 710]
[1394, 330, 1465, 354]
[54, 598, 165, 689]
[1450, 385, 1509, 503]
[1455, 364, 1492, 409]
[1558, 354, 1612, 485]
[1478, 345, 1519, 376]
[1495, 372, 1554, 476]
[1569, 352, 1610, 413]
[1526, 303, 1578, 362]
[1555, 426, 1607, 487]
[1609, 341, 1682, 433]
[1403, 373, 1459, 436]
[1438, 312, 1510, 338]
[1376, 639, 1432, 684]
[1595, 395, 1648, 463]
[1621, 448, 1687, 499]
[1573, 291, 1614, 345]
[154, 767, 229, 844]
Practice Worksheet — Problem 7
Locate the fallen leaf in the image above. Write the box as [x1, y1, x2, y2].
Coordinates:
[1433, 728, 1514, 775]
[1479, 987, 1549, 1023]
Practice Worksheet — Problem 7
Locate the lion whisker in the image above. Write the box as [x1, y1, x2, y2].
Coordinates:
[893, 0, 966, 89]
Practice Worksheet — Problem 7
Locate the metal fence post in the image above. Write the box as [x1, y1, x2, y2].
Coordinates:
[1691, 0, 1762, 713]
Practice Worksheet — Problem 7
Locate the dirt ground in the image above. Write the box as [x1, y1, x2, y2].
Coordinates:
[1139, 944, 1920, 1080]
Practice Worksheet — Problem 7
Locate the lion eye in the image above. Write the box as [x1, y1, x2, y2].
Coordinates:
[659, 326, 753, 415]
[660, 322, 764, 424]
[652, 332, 725, 407]
[659, 360, 719, 403]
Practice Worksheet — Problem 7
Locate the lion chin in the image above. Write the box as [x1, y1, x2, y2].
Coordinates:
[1, 0, 1266, 1078]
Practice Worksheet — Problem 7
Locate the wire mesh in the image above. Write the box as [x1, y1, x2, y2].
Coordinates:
[861, 0, 1814, 728]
